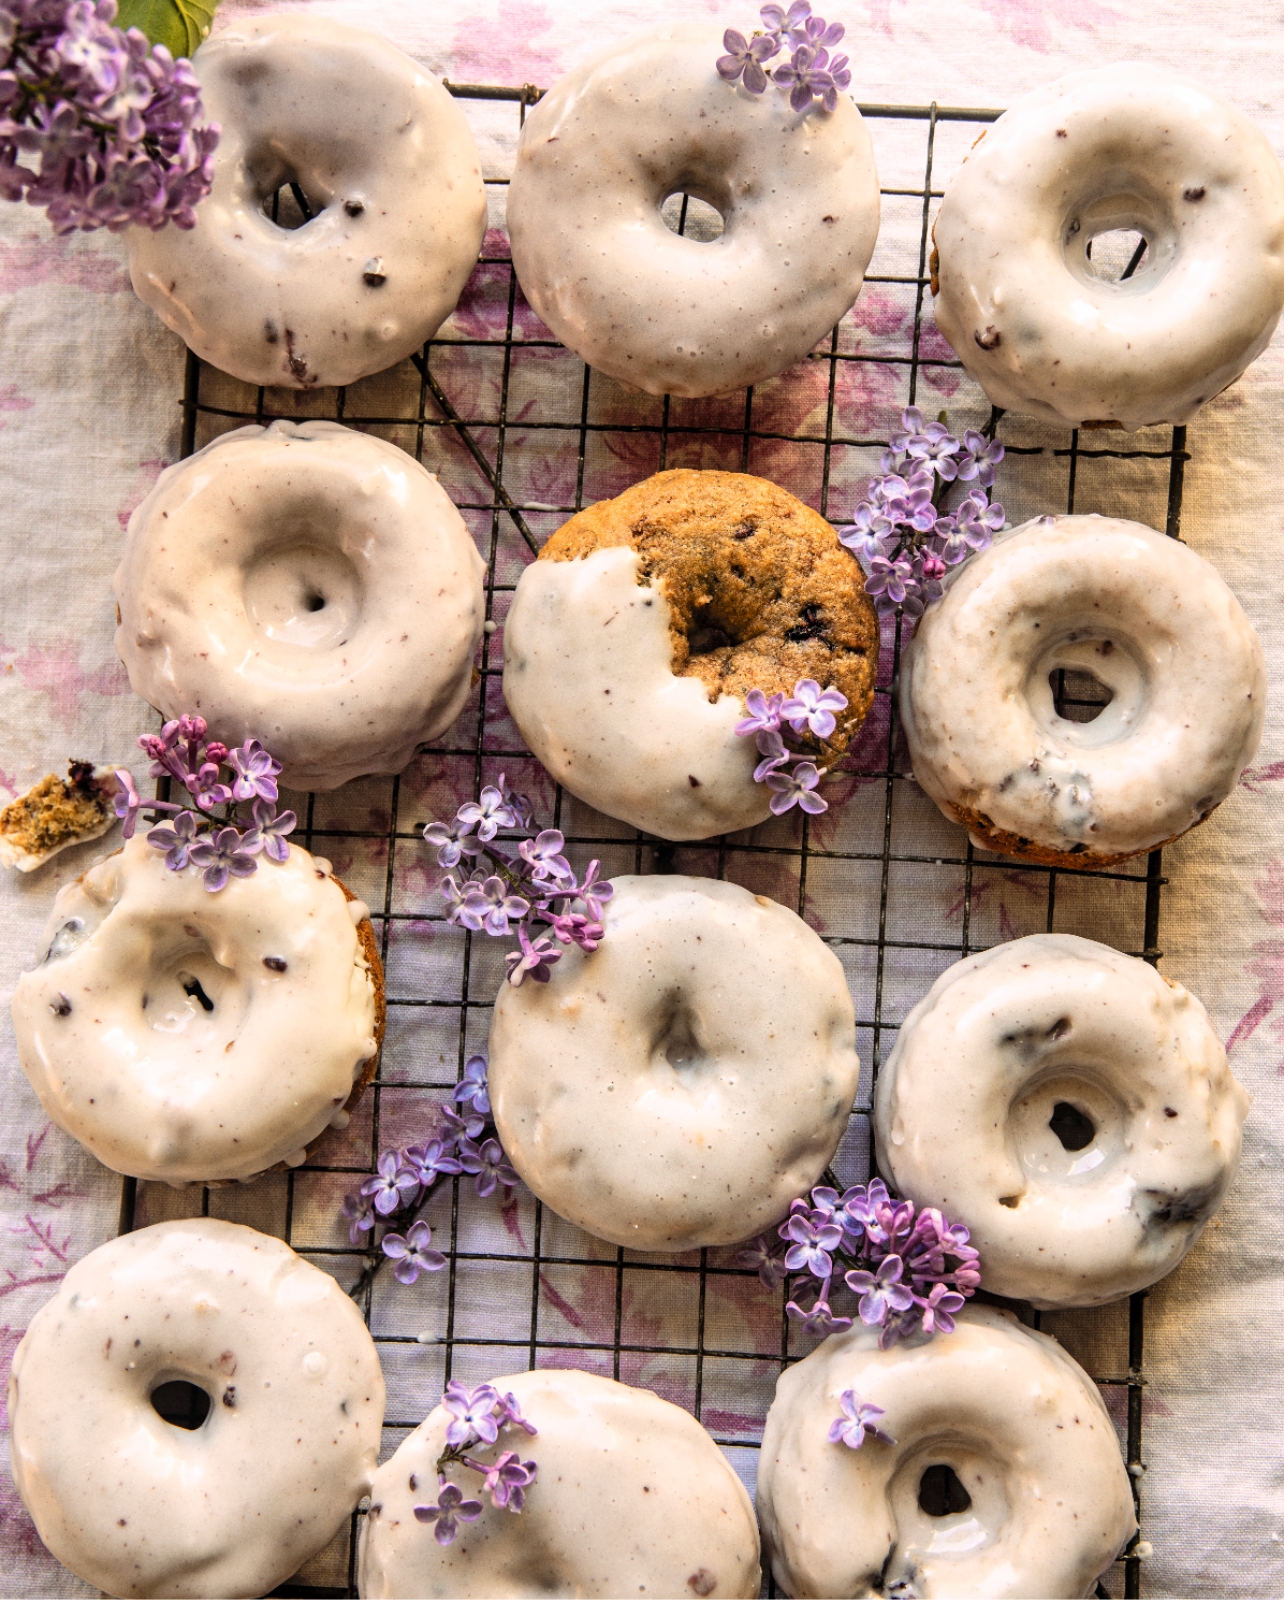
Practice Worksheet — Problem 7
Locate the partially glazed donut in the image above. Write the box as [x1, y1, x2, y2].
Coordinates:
[490, 875, 859, 1250]
[359, 1368, 761, 1598]
[507, 24, 880, 397]
[10, 1219, 385, 1599]
[127, 14, 486, 389]
[757, 1306, 1135, 1599]
[900, 513, 1266, 868]
[932, 63, 1284, 429]
[874, 934, 1250, 1308]
[11, 834, 383, 1184]
[114, 420, 486, 791]
[503, 470, 878, 841]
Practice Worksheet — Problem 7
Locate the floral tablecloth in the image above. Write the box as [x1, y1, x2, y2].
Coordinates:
[1, 0, 1282, 1594]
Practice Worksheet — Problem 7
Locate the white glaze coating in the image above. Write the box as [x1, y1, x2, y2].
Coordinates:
[900, 514, 1266, 866]
[504, 546, 772, 840]
[9, 1219, 385, 1599]
[358, 1368, 760, 1599]
[127, 15, 486, 389]
[756, 1306, 1135, 1599]
[932, 63, 1284, 429]
[874, 934, 1249, 1308]
[489, 875, 860, 1250]
[114, 420, 486, 792]
[11, 835, 379, 1183]
[506, 24, 879, 398]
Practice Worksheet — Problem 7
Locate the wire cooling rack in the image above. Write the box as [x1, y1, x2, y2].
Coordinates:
[115, 87, 1194, 1599]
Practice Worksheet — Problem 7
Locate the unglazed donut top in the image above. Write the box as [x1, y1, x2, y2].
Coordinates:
[358, 1368, 761, 1598]
[114, 420, 486, 791]
[11, 835, 381, 1183]
[756, 1306, 1135, 1599]
[932, 62, 1284, 429]
[900, 513, 1266, 867]
[126, 14, 486, 389]
[504, 470, 878, 841]
[9, 1219, 385, 1599]
[874, 934, 1250, 1308]
[489, 875, 860, 1251]
[506, 24, 880, 398]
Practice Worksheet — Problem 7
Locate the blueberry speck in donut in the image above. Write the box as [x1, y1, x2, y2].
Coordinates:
[263, 955, 288, 972]
[1184, 185, 1206, 201]
[345, 199, 365, 216]
[363, 257, 388, 286]
[50, 993, 71, 1016]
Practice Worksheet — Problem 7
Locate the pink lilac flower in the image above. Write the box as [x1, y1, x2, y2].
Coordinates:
[184, 759, 232, 811]
[413, 1479, 483, 1546]
[113, 767, 143, 837]
[496, 1392, 538, 1436]
[381, 1219, 446, 1285]
[505, 924, 561, 986]
[829, 1389, 895, 1450]
[765, 759, 827, 816]
[188, 824, 262, 892]
[480, 1451, 538, 1512]
[915, 1282, 966, 1335]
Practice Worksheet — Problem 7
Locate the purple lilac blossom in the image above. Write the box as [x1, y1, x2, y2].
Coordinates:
[146, 805, 198, 868]
[341, 1189, 376, 1245]
[780, 679, 848, 739]
[251, 797, 295, 861]
[505, 924, 561, 985]
[734, 688, 785, 737]
[766, 759, 827, 816]
[785, 1294, 852, 1336]
[715, 27, 778, 93]
[454, 1055, 492, 1116]
[227, 739, 281, 803]
[840, 408, 1006, 619]
[470, 1137, 518, 1199]
[413, 1480, 483, 1546]
[480, 1451, 538, 1512]
[188, 824, 262, 893]
[444, 1381, 503, 1448]
[361, 1149, 419, 1216]
[738, 1233, 791, 1289]
[718, 2, 847, 112]
[401, 1139, 463, 1189]
[845, 1254, 915, 1326]
[112, 767, 143, 837]
[497, 1392, 538, 1436]
[829, 1389, 895, 1449]
[381, 1219, 447, 1285]
[782, 1211, 842, 1277]
[0, 0, 219, 234]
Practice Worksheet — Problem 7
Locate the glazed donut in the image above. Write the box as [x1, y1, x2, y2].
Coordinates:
[503, 470, 878, 841]
[756, 1305, 1135, 1599]
[489, 874, 860, 1251]
[127, 15, 486, 389]
[11, 833, 384, 1184]
[9, 1218, 385, 1599]
[114, 420, 486, 792]
[358, 1368, 761, 1598]
[900, 513, 1265, 868]
[874, 934, 1250, 1308]
[506, 24, 880, 398]
[932, 63, 1284, 429]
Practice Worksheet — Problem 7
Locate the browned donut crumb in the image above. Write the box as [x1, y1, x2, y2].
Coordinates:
[539, 469, 879, 757]
[949, 797, 1221, 871]
[0, 763, 115, 865]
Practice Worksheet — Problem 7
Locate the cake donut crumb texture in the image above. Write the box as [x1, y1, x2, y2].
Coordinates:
[358, 1367, 761, 1599]
[11, 834, 383, 1184]
[0, 761, 120, 871]
[9, 1219, 385, 1600]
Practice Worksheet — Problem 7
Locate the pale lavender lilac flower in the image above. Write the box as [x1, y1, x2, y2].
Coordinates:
[0, 0, 220, 234]
[227, 739, 281, 803]
[715, 27, 778, 93]
[717, 2, 848, 113]
[480, 1451, 538, 1512]
[381, 1219, 447, 1285]
[765, 759, 826, 816]
[188, 823, 262, 893]
[454, 1054, 491, 1116]
[445, 1382, 504, 1448]
[785, 1294, 852, 1336]
[504, 924, 561, 986]
[251, 797, 295, 861]
[341, 1189, 376, 1245]
[780, 679, 848, 739]
[361, 1149, 419, 1216]
[146, 805, 198, 868]
[829, 1389, 895, 1449]
[839, 408, 1006, 620]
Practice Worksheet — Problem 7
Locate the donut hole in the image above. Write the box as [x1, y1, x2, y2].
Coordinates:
[1027, 628, 1147, 749]
[1010, 1070, 1125, 1183]
[919, 1463, 973, 1517]
[244, 539, 363, 650]
[142, 939, 247, 1043]
[888, 1440, 1008, 1565]
[660, 192, 726, 242]
[1048, 665, 1113, 723]
[261, 180, 326, 231]
[1085, 227, 1149, 282]
[652, 997, 708, 1073]
[150, 1378, 212, 1430]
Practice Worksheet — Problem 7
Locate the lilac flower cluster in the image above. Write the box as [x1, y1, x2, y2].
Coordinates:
[425, 774, 613, 987]
[739, 1177, 980, 1349]
[341, 1055, 520, 1282]
[829, 1389, 895, 1450]
[112, 714, 295, 892]
[839, 408, 1006, 619]
[734, 677, 848, 816]
[414, 1381, 538, 1545]
[717, 1, 850, 114]
[0, 0, 219, 233]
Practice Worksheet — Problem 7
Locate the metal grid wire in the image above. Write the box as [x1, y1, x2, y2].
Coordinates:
[115, 87, 1193, 1599]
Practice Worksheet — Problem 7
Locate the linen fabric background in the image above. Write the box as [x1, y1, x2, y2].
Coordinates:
[0, 0, 1281, 1593]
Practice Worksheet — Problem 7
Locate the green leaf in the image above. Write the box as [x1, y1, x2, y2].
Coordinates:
[114, 0, 223, 59]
